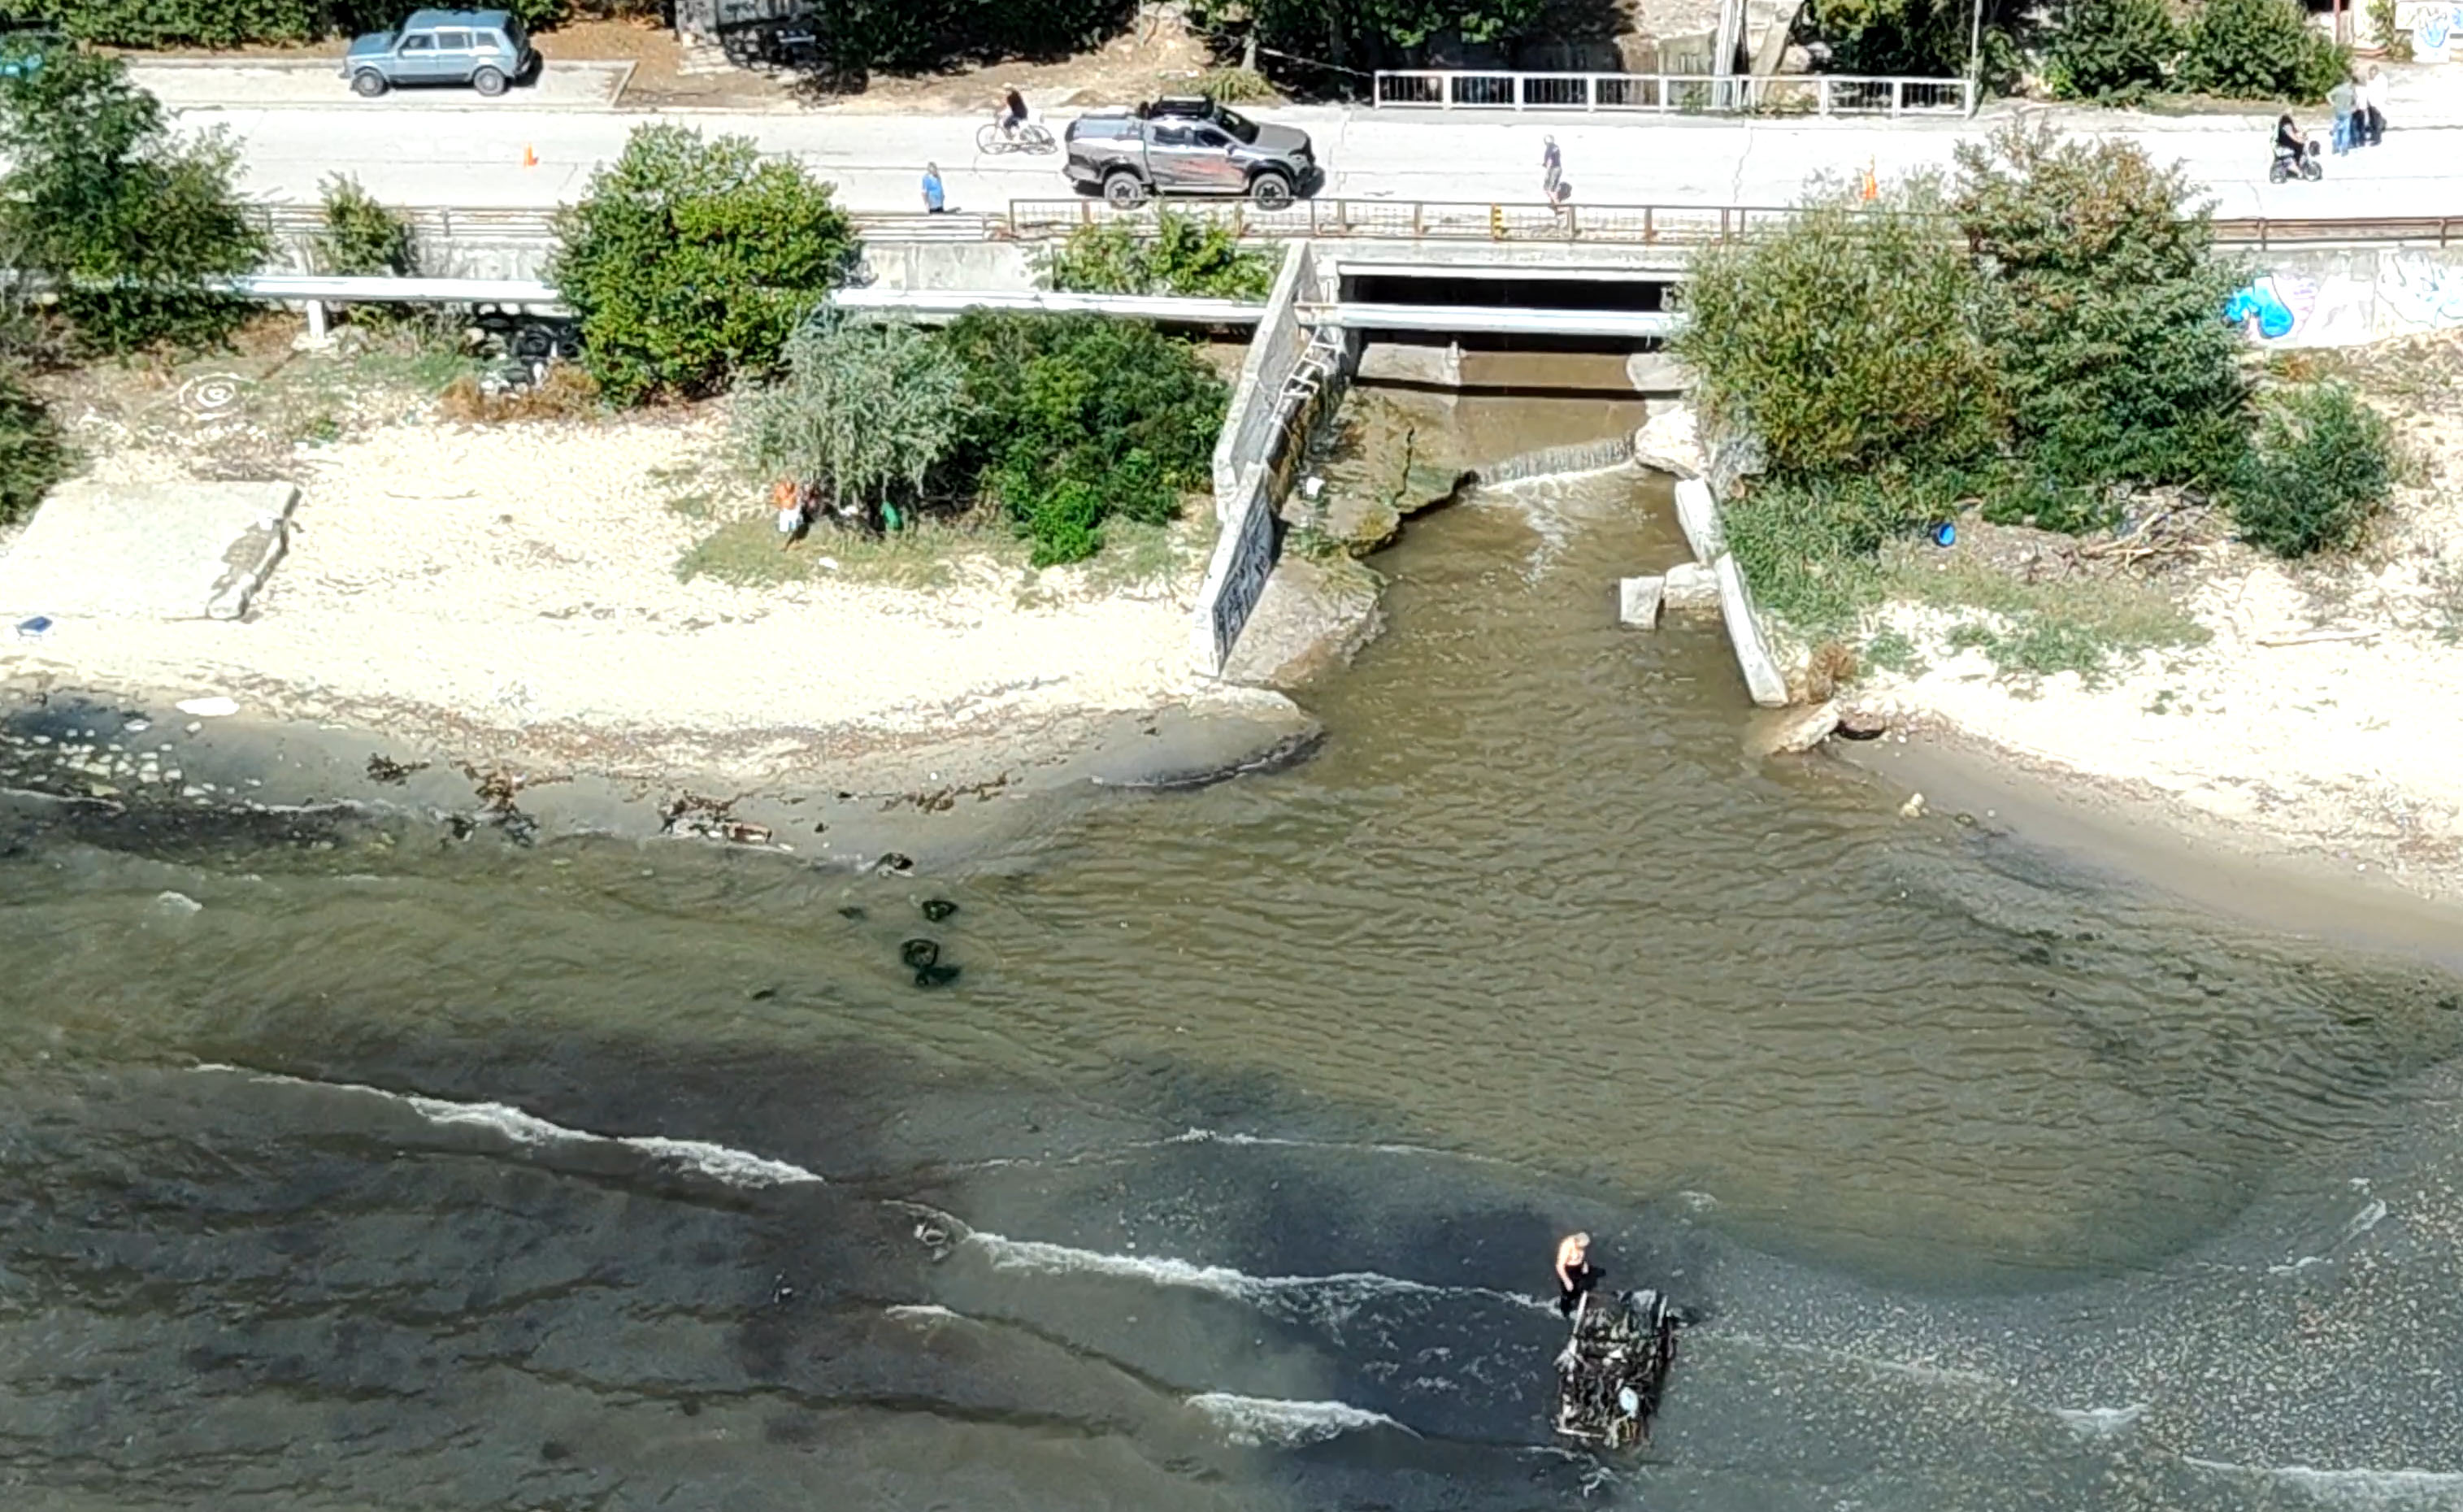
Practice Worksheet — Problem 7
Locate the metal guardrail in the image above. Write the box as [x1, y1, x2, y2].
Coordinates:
[1001, 197, 1788, 245]
[1371, 69, 1974, 118]
[249, 198, 2463, 254]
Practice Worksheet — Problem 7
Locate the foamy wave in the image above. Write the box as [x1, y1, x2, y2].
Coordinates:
[964, 1227, 1551, 1323]
[1166, 1126, 1515, 1168]
[2052, 1402, 2147, 1438]
[194, 1064, 824, 1188]
[2184, 1457, 2463, 1504]
[884, 1304, 967, 1324]
[2269, 1197, 2394, 1275]
[1186, 1392, 1414, 1447]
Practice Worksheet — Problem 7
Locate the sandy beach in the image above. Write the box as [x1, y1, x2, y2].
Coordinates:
[1848, 350, 2463, 904]
[0, 407, 1310, 810]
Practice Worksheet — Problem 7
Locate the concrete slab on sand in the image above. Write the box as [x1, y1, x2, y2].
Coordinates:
[0, 480, 299, 623]
[129, 58, 633, 111]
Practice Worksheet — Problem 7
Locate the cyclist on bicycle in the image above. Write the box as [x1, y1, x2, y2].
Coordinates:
[1001, 87, 1029, 140]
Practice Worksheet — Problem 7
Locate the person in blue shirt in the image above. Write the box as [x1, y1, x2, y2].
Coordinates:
[921, 163, 945, 215]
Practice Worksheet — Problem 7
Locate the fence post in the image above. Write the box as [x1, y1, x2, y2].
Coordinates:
[1818, 78, 1832, 116]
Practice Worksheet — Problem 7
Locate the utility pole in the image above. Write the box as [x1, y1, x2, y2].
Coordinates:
[1966, 0, 1986, 115]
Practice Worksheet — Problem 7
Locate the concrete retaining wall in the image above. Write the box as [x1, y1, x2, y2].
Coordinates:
[1193, 242, 1343, 677]
[1640, 441, 1790, 708]
[2243, 245, 2463, 349]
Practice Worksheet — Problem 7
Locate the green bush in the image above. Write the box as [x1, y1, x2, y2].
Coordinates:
[0, 47, 266, 354]
[2044, 0, 2179, 102]
[939, 312, 1225, 567]
[1674, 180, 2003, 480]
[316, 173, 417, 276]
[20, 1, 566, 47]
[1038, 210, 1277, 300]
[1953, 124, 2248, 497]
[549, 125, 858, 407]
[0, 363, 67, 527]
[735, 317, 969, 524]
[2181, 0, 2348, 101]
[2231, 384, 2396, 557]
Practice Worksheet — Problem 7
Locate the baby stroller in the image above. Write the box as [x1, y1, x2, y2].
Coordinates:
[2271, 137, 2323, 183]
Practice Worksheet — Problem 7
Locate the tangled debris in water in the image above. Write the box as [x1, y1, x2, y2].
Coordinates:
[913, 963, 961, 989]
[659, 790, 773, 846]
[364, 754, 431, 785]
[920, 898, 958, 922]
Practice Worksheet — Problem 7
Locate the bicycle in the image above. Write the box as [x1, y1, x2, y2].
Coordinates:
[976, 114, 1056, 154]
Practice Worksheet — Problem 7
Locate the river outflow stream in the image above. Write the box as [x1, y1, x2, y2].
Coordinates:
[5, 406, 2461, 1510]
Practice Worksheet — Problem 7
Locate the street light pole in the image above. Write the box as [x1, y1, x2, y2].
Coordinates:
[1967, 0, 1986, 114]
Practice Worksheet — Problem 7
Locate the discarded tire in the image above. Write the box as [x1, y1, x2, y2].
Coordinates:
[914, 964, 962, 989]
[920, 898, 958, 923]
[900, 938, 940, 970]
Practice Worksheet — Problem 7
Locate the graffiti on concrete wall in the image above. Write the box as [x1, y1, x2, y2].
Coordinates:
[2398, 2, 2463, 62]
[2235, 251, 2463, 348]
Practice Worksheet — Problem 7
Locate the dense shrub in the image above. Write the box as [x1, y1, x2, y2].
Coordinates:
[1188, 0, 1545, 85]
[0, 364, 67, 527]
[316, 173, 418, 276]
[2231, 384, 2396, 557]
[2180, 0, 2348, 102]
[1674, 180, 2003, 480]
[939, 312, 1225, 567]
[1038, 211, 1277, 301]
[0, 48, 266, 354]
[1953, 124, 2247, 506]
[736, 319, 968, 524]
[20, 0, 564, 47]
[2044, 0, 2179, 102]
[550, 125, 858, 406]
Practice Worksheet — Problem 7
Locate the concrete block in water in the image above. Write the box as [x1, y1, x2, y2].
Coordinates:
[0, 480, 299, 623]
[1662, 560, 1720, 611]
[1712, 552, 1792, 707]
[1672, 478, 1726, 561]
[1618, 576, 1665, 629]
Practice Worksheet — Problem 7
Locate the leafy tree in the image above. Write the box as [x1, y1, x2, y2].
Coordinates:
[1799, 0, 2026, 81]
[316, 173, 418, 276]
[20, 0, 567, 47]
[1038, 211, 1276, 300]
[1952, 124, 2245, 513]
[0, 364, 67, 527]
[939, 312, 1226, 567]
[1190, 0, 1545, 79]
[2231, 384, 2396, 557]
[549, 124, 858, 406]
[2044, 0, 2179, 102]
[2179, 0, 2348, 101]
[0, 47, 266, 354]
[1674, 179, 2003, 483]
[735, 317, 969, 524]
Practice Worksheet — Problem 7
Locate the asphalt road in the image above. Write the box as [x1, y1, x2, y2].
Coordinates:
[188, 97, 2450, 221]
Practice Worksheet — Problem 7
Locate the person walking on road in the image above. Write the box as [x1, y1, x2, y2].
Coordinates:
[1541, 134, 1566, 206]
[921, 161, 946, 214]
[2329, 74, 2357, 155]
[2361, 66, 2389, 147]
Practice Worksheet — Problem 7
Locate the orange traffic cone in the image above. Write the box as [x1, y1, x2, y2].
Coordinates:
[521, 144, 538, 168]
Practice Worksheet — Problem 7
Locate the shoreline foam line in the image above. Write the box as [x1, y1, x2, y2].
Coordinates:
[1186, 1392, 1417, 1447]
[192, 1062, 825, 1188]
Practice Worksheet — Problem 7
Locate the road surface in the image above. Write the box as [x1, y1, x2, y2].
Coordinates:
[165, 89, 2459, 222]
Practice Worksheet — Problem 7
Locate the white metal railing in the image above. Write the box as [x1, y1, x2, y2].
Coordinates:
[1371, 69, 1974, 117]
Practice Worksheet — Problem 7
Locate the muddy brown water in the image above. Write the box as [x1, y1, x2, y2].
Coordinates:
[4, 395, 2461, 1511]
